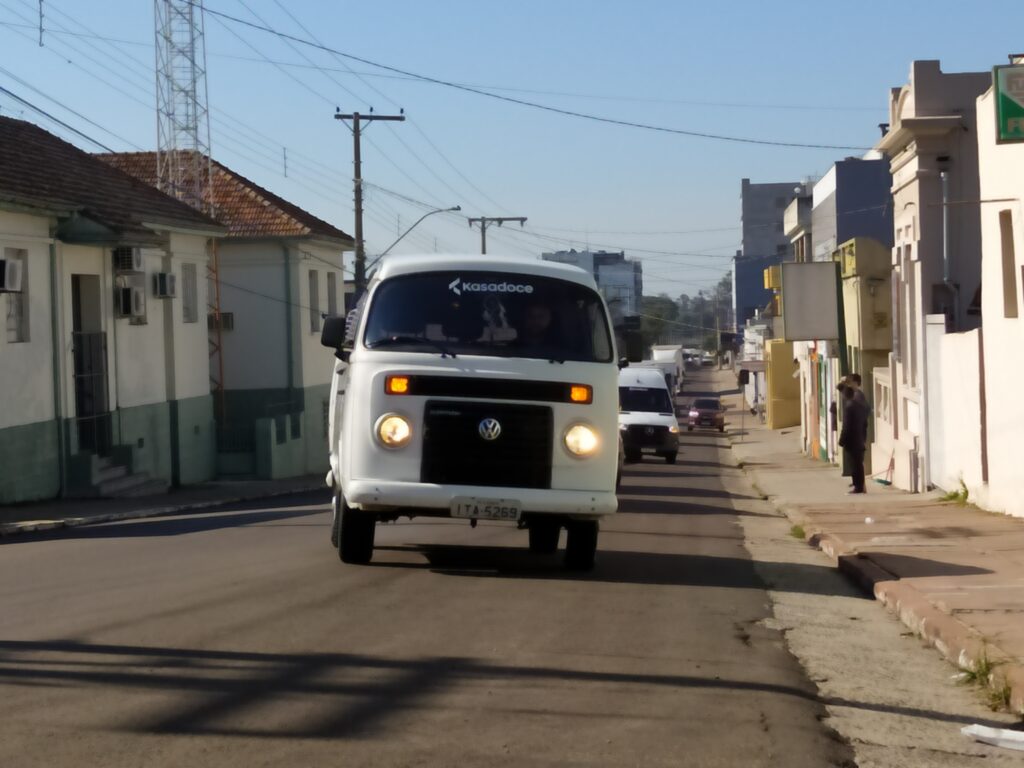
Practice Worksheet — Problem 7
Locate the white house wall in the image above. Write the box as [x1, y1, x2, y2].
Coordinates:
[217, 243, 289, 391]
[296, 244, 342, 390]
[165, 232, 211, 401]
[113, 247, 169, 409]
[0, 210, 55, 431]
[978, 88, 1024, 518]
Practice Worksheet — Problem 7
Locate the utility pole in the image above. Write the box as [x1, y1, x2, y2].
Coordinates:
[334, 109, 405, 295]
[468, 216, 527, 254]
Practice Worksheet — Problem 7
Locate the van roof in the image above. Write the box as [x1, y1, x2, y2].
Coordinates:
[374, 254, 597, 289]
[618, 366, 671, 389]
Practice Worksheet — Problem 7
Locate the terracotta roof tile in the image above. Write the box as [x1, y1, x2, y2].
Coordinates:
[0, 117, 220, 236]
[98, 151, 353, 244]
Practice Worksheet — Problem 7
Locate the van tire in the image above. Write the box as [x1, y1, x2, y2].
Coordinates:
[625, 448, 642, 463]
[528, 520, 561, 554]
[663, 452, 677, 465]
[330, 492, 341, 548]
[565, 520, 598, 571]
[339, 503, 375, 564]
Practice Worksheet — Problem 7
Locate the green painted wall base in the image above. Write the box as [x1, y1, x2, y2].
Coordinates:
[0, 419, 60, 504]
[171, 395, 216, 485]
[222, 385, 329, 480]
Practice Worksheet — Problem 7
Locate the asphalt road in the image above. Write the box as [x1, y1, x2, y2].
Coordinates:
[0, 369, 856, 768]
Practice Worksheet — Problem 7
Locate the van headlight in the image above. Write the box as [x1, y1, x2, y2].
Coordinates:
[564, 424, 599, 457]
[669, 424, 680, 434]
[376, 413, 412, 448]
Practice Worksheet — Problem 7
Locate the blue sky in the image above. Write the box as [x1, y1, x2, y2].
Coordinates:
[1, 0, 1021, 296]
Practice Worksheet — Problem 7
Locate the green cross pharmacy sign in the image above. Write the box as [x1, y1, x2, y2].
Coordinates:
[995, 64, 1024, 143]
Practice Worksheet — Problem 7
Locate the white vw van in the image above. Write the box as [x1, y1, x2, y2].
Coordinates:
[321, 255, 623, 570]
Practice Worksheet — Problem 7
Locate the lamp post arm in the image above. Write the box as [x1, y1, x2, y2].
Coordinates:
[368, 205, 461, 270]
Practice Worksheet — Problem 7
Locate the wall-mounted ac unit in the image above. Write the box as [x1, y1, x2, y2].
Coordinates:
[0, 258, 23, 292]
[115, 286, 146, 318]
[113, 246, 143, 273]
[207, 311, 234, 331]
[153, 272, 176, 298]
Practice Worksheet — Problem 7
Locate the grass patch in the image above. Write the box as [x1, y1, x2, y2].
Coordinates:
[958, 651, 996, 686]
[941, 478, 969, 505]
[790, 524, 806, 540]
[988, 682, 1012, 712]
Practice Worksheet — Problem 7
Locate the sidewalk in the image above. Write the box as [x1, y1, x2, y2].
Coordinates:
[721, 386, 1024, 715]
[0, 475, 327, 536]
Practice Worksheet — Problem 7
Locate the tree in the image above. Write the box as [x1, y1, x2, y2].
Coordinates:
[641, 294, 679, 348]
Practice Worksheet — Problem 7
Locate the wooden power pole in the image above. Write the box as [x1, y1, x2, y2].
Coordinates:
[468, 216, 527, 254]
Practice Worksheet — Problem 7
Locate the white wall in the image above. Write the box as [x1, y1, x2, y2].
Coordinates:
[218, 243, 289, 391]
[166, 232, 210, 401]
[978, 87, 1024, 517]
[113, 247, 169, 409]
[926, 320, 985, 496]
[0, 211, 55, 430]
[296, 244, 342, 390]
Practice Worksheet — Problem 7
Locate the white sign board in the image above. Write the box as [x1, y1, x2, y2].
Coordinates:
[781, 261, 839, 341]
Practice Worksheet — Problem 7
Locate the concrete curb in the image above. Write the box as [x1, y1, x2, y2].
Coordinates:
[726, 431, 1024, 714]
[0, 483, 326, 538]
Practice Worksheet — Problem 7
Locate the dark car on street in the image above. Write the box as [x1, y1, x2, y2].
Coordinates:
[687, 397, 725, 432]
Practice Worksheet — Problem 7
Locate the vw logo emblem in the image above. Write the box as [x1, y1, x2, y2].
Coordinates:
[478, 418, 502, 441]
[645, 427, 654, 435]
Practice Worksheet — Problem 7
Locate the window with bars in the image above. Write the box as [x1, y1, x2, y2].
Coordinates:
[182, 263, 198, 323]
[327, 272, 338, 317]
[4, 248, 27, 343]
[309, 269, 321, 332]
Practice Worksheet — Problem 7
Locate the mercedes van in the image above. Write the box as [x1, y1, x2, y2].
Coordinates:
[321, 255, 623, 570]
[618, 366, 680, 464]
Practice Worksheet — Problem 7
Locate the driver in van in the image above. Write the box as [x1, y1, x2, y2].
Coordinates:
[518, 303, 555, 347]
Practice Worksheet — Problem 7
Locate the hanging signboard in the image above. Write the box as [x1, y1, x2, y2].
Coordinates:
[781, 261, 840, 341]
[994, 64, 1024, 143]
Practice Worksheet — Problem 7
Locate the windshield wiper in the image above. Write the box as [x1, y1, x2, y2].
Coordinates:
[366, 335, 456, 358]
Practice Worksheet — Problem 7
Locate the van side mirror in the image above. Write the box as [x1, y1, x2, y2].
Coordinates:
[321, 315, 347, 349]
[618, 357, 629, 370]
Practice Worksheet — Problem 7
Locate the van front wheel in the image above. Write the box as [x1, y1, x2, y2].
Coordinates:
[565, 520, 598, 571]
[339, 502, 375, 564]
[528, 519, 561, 554]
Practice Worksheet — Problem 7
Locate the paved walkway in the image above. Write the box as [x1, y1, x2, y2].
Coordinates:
[718, 378, 1024, 715]
[0, 475, 327, 536]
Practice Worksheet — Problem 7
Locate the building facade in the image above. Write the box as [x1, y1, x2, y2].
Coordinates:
[0, 117, 225, 504]
[101, 152, 355, 481]
[870, 60, 990, 492]
[541, 250, 642, 323]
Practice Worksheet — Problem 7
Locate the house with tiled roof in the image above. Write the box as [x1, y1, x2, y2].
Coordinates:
[98, 151, 355, 479]
[0, 117, 227, 503]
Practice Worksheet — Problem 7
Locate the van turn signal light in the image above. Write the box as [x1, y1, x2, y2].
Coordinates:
[386, 375, 410, 395]
[570, 385, 592, 404]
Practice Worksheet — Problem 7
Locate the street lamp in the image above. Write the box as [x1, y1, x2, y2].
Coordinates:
[366, 205, 462, 273]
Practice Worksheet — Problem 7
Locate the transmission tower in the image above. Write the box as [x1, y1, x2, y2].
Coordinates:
[154, 0, 224, 422]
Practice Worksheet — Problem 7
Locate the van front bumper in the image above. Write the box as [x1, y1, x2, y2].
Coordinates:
[344, 479, 617, 517]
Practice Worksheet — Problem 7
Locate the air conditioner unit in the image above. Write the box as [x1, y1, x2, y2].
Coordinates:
[114, 286, 133, 317]
[153, 272, 176, 298]
[207, 311, 234, 331]
[113, 246, 143, 273]
[0, 258, 23, 292]
[131, 286, 146, 318]
[114, 286, 146, 319]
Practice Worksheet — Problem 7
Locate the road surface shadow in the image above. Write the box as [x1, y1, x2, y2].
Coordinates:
[372, 543, 861, 596]
[3, 506, 326, 543]
[615, 498, 778, 517]
[0, 639, 1008, 740]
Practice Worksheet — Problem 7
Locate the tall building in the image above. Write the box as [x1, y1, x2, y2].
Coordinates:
[734, 178, 801, 327]
[541, 250, 642, 323]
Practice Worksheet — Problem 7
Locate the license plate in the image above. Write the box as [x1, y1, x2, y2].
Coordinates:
[450, 497, 521, 521]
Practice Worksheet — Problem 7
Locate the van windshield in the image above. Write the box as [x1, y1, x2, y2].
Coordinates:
[619, 386, 673, 414]
[362, 271, 613, 363]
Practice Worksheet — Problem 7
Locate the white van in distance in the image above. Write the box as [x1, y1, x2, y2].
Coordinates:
[618, 366, 680, 464]
[321, 255, 625, 570]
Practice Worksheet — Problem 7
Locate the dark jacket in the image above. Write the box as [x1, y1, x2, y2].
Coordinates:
[839, 397, 868, 452]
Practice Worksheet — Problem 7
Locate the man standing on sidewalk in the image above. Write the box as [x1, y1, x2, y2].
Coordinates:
[838, 385, 868, 494]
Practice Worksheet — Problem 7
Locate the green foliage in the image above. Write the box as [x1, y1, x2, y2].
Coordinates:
[790, 525, 806, 540]
[640, 294, 679, 347]
[941, 478, 969, 505]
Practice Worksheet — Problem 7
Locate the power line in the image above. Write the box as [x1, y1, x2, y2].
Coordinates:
[0, 83, 113, 150]
[191, 2, 871, 151]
